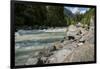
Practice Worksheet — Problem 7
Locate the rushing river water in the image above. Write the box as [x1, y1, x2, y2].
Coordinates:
[15, 28, 66, 65]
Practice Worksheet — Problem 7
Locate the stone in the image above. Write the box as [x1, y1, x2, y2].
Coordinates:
[53, 42, 64, 50]
[38, 56, 48, 64]
[65, 42, 78, 49]
[78, 27, 88, 36]
[76, 22, 83, 27]
[79, 36, 86, 42]
[46, 49, 72, 63]
[74, 35, 82, 40]
[67, 25, 78, 37]
[66, 25, 82, 40]
[25, 58, 38, 65]
[67, 43, 94, 62]
[63, 40, 71, 45]
[77, 43, 84, 46]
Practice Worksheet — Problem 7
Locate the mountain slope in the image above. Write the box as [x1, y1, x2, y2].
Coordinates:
[64, 8, 75, 18]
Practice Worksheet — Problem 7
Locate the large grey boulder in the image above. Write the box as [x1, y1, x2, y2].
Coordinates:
[67, 25, 78, 37]
[66, 43, 94, 62]
[46, 49, 72, 63]
[66, 25, 82, 40]
[79, 30, 94, 44]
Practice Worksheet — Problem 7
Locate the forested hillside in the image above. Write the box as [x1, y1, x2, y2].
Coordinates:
[15, 3, 95, 30]
[15, 3, 67, 30]
[64, 7, 95, 26]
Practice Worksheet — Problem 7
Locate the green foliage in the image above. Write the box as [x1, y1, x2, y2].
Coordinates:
[80, 8, 95, 27]
[15, 3, 95, 29]
[64, 8, 95, 27]
[47, 6, 66, 27]
[15, 3, 66, 28]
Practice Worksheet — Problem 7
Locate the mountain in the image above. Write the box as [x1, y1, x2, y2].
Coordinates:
[64, 8, 75, 18]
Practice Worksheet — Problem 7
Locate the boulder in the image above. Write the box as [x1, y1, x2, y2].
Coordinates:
[79, 30, 94, 44]
[64, 42, 78, 49]
[37, 56, 47, 64]
[66, 25, 82, 40]
[76, 22, 83, 27]
[25, 58, 38, 65]
[67, 25, 78, 37]
[52, 42, 64, 50]
[63, 40, 71, 45]
[86, 31, 94, 44]
[67, 43, 94, 62]
[46, 49, 72, 63]
[78, 27, 88, 35]
[79, 35, 86, 42]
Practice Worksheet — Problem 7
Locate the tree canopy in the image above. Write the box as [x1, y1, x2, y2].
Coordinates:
[14, 3, 95, 30]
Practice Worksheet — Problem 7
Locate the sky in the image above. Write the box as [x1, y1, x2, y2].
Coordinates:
[65, 6, 90, 14]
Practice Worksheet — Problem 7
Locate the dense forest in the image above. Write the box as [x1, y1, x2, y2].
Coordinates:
[15, 3, 66, 30]
[14, 3, 95, 30]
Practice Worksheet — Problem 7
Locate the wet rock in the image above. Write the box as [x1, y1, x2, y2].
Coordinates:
[15, 32, 20, 36]
[33, 52, 40, 57]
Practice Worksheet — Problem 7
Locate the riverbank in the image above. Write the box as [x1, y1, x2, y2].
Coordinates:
[15, 22, 95, 65]
[25, 24, 94, 65]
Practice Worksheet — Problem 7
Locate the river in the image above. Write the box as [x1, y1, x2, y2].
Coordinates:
[15, 28, 66, 65]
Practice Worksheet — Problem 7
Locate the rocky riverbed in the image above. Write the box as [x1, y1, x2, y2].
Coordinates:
[23, 22, 95, 65]
[15, 20, 95, 65]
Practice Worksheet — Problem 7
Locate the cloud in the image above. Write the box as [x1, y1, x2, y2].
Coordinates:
[65, 7, 89, 14]
[65, 7, 79, 14]
[72, 7, 79, 14]
[79, 8, 89, 14]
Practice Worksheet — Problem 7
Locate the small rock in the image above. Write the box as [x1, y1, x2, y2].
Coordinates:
[77, 43, 84, 46]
